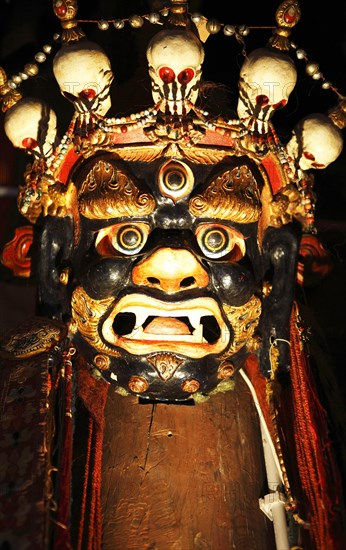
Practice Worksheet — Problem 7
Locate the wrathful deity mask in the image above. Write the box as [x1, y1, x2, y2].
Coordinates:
[3, 12, 341, 403]
[37, 147, 298, 402]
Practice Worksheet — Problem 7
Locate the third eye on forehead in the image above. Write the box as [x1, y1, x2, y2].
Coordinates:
[158, 67, 195, 84]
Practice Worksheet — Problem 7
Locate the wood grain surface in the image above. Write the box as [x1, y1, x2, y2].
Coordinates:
[101, 372, 275, 549]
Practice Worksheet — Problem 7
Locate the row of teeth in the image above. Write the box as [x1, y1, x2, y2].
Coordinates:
[124, 306, 208, 331]
[117, 306, 220, 343]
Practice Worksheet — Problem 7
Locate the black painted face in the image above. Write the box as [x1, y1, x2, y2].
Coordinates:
[69, 154, 265, 401]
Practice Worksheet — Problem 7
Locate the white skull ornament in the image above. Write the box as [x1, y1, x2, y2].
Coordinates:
[4, 97, 57, 157]
[287, 113, 344, 171]
[146, 29, 205, 115]
[53, 40, 114, 116]
[237, 47, 297, 133]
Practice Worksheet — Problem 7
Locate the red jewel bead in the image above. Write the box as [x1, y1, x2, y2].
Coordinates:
[284, 7, 297, 24]
[159, 66, 175, 84]
[178, 68, 194, 85]
[22, 137, 38, 149]
[256, 94, 269, 106]
[80, 88, 97, 100]
[121, 125, 128, 133]
[55, 2, 67, 17]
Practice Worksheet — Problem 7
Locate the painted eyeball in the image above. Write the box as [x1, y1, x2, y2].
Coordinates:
[195, 224, 246, 260]
[95, 223, 150, 256]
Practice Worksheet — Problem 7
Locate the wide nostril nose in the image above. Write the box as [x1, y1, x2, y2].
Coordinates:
[132, 248, 209, 292]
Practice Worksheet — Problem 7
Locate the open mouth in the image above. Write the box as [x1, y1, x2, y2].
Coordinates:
[102, 294, 230, 359]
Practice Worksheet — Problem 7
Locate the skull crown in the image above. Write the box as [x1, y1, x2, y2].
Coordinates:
[146, 29, 205, 114]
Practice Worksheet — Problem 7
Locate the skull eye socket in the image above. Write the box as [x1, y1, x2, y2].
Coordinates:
[178, 68, 195, 84]
[195, 224, 246, 260]
[95, 223, 150, 256]
[303, 151, 315, 161]
[158, 67, 175, 84]
[21, 137, 38, 149]
[256, 94, 269, 106]
[80, 88, 97, 100]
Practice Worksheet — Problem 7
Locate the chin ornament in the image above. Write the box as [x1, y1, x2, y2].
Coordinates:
[237, 47, 297, 134]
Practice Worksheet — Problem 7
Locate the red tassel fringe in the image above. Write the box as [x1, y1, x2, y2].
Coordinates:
[289, 302, 345, 549]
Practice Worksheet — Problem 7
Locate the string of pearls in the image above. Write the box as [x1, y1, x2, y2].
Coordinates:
[290, 41, 344, 100]
[5, 8, 254, 93]
[84, 9, 255, 39]
[5, 6, 344, 108]
[6, 34, 61, 91]
[96, 104, 160, 133]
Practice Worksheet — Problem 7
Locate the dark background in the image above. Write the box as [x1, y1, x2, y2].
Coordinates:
[0, 0, 345, 465]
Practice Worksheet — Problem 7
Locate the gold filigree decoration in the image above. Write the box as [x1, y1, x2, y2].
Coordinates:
[83, 139, 167, 163]
[222, 295, 262, 354]
[53, 0, 85, 44]
[71, 286, 120, 356]
[189, 165, 261, 223]
[179, 145, 234, 164]
[328, 100, 346, 130]
[147, 353, 184, 381]
[269, 183, 301, 227]
[0, 318, 67, 359]
[268, 0, 301, 51]
[144, 119, 205, 145]
[77, 160, 156, 219]
[0, 66, 22, 112]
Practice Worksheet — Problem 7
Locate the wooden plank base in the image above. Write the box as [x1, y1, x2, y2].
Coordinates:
[101, 372, 275, 549]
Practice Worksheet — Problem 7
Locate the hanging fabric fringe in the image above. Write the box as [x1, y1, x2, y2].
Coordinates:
[289, 301, 345, 549]
[75, 359, 109, 550]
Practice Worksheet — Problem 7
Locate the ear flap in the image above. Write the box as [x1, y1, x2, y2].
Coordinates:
[259, 225, 299, 377]
[37, 216, 74, 321]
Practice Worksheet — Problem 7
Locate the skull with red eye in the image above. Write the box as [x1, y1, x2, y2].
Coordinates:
[147, 29, 205, 115]
[4, 97, 57, 157]
[53, 40, 114, 115]
[287, 113, 344, 171]
[237, 47, 297, 134]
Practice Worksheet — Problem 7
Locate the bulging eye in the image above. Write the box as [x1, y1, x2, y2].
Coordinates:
[177, 68, 194, 84]
[195, 224, 246, 260]
[95, 223, 150, 256]
[158, 67, 175, 84]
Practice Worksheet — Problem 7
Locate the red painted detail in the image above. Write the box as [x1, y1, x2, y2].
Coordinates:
[178, 68, 194, 85]
[1, 225, 33, 277]
[256, 94, 269, 106]
[55, 2, 67, 17]
[57, 148, 82, 185]
[80, 88, 97, 100]
[261, 155, 284, 194]
[273, 99, 287, 109]
[303, 151, 315, 161]
[159, 67, 175, 84]
[22, 137, 38, 150]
